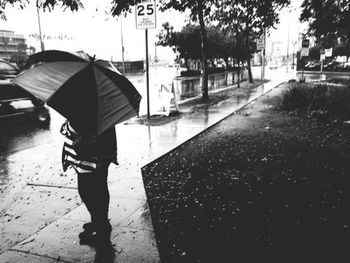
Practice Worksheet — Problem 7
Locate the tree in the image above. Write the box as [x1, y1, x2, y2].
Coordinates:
[300, 0, 350, 47]
[17, 42, 27, 53]
[0, 0, 83, 19]
[159, 0, 215, 101]
[29, 46, 36, 55]
[157, 23, 234, 70]
[111, 0, 214, 101]
[213, 0, 290, 83]
[10, 53, 28, 69]
[1, 0, 214, 100]
[0, 36, 10, 59]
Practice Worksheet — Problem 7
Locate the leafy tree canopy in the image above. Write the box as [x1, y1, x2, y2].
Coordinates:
[157, 23, 204, 61]
[300, 0, 350, 46]
[213, 0, 290, 38]
[0, 0, 83, 19]
[157, 22, 250, 61]
[212, 0, 289, 83]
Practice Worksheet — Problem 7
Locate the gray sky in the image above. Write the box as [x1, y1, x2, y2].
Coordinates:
[1, 0, 305, 61]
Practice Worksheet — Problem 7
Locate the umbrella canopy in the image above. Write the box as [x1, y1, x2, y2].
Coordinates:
[13, 50, 141, 135]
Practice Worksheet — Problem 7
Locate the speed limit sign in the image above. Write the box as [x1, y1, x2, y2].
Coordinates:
[136, 0, 157, 29]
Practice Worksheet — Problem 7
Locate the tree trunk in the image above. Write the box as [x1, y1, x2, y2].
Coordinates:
[224, 57, 229, 69]
[237, 60, 241, 88]
[197, 0, 209, 101]
[245, 36, 253, 83]
[185, 58, 189, 71]
[247, 58, 253, 83]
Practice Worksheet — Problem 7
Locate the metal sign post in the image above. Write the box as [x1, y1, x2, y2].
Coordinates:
[301, 38, 310, 82]
[320, 49, 325, 72]
[136, 0, 157, 119]
[145, 29, 150, 118]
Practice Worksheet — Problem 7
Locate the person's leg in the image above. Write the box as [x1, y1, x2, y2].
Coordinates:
[77, 172, 95, 224]
[77, 166, 111, 242]
[90, 166, 111, 231]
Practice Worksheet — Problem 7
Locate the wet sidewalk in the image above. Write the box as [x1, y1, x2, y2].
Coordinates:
[0, 78, 284, 262]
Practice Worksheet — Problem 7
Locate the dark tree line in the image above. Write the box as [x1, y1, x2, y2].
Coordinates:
[157, 23, 247, 69]
[300, 0, 350, 48]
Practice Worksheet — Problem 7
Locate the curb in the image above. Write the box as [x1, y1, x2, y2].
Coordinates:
[141, 81, 285, 169]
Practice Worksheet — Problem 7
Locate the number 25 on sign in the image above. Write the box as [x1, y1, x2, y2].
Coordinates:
[136, 0, 157, 30]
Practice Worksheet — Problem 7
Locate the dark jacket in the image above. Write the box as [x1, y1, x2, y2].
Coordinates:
[61, 121, 117, 172]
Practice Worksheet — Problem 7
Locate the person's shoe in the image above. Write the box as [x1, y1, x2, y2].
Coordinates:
[79, 222, 96, 243]
[79, 221, 112, 245]
[79, 230, 96, 245]
[95, 221, 112, 243]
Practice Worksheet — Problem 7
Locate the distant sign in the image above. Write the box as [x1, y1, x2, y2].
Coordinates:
[302, 38, 310, 48]
[256, 38, 265, 50]
[301, 48, 309, 57]
[136, 0, 157, 29]
[320, 49, 325, 60]
[325, 48, 333, 57]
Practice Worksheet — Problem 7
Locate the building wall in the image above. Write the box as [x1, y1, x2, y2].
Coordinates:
[0, 30, 27, 60]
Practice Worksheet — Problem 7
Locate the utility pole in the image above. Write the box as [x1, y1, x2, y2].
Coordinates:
[36, 0, 45, 51]
[292, 41, 296, 69]
[286, 15, 290, 70]
[120, 15, 125, 75]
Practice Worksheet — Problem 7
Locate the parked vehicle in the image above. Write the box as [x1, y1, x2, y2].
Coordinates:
[323, 60, 342, 71]
[304, 60, 321, 71]
[0, 59, 50, 125]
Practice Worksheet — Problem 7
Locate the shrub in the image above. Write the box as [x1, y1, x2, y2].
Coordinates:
[180, 70, 201, 77]
[280, 83, 350, 120]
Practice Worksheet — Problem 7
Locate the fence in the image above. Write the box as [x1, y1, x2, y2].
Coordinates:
[172, 70, 248, 99]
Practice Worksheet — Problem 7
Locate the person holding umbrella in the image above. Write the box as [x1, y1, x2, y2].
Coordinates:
[60, 119, 117, 245]
[13, 50, 142, 247]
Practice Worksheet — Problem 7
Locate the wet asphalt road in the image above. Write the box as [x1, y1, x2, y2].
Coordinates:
[0, 65, 181, 157]
[0, 104, 62, 157]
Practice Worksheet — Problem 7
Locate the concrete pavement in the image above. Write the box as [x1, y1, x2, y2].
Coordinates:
[0, 78, 285, 263]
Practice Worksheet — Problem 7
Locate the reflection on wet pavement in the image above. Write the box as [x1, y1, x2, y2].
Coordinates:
[117, 79, 282, 170]
[0, 64, 287, 261]
[0, 101, 53, 157]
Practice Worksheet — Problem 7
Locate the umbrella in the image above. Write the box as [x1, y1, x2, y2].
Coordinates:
[13, 50, 141, 135]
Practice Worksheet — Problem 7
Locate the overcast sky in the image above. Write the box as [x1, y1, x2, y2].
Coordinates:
[1, 0, 305, 61]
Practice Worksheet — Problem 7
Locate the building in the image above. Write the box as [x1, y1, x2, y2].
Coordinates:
[0, 30, 27, 60]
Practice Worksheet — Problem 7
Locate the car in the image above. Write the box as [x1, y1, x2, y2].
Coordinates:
[323, 60, 342, 71]
[0, 59, 40, 104]
[304, 60, 321, 71]
[0, 59, 50, 125]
